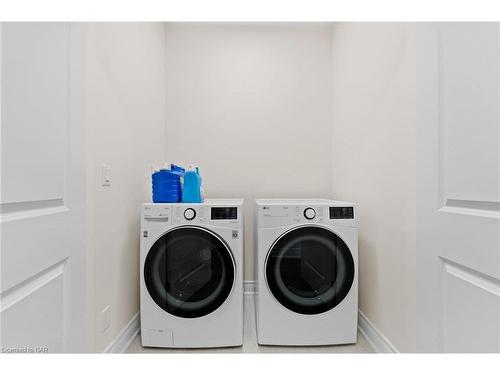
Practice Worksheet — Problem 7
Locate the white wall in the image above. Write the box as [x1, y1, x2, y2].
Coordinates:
[163, 23, 333, 279]
[329, 23, 416, 352]
[86, 23, 166, 352]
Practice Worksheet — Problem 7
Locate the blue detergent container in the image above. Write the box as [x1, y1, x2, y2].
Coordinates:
[152, 164, 185, 203]
[182, 166, 203, 203]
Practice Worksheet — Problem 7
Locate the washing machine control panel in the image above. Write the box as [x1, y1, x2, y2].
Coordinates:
[142, 203, 242, 229]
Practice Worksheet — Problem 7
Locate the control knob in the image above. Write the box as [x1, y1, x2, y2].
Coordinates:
[304, 207, 316, 220]
[184, 208, 196, 220]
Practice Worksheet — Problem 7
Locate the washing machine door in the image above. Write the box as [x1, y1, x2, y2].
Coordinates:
[265, 225, 355, 315]
[144, 226, 235, 318]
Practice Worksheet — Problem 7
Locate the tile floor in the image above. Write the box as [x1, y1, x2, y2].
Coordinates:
[126, 295, 373, 353]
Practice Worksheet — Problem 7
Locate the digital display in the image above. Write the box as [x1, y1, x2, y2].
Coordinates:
[211, 207, 238, 220]
[330, 206, 354, 219]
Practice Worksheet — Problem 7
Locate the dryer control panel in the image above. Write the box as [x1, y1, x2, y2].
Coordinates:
[257, 200, 357, 229]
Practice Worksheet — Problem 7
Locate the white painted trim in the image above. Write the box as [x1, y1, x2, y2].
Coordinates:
[358, 310, 398, 353]
[244, 280, 256, 295]
[104, 312, 140, 353]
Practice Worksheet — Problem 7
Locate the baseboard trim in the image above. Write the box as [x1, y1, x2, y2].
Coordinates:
[244, 280, 256, 295]
[116, 288, 396, 353]
[104, 312, 140, 353]
[358, 310, 398, 353]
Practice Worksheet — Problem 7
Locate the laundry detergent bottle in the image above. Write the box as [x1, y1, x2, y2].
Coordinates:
[151, 163, 183, 203]
[181, 165, 203, 203]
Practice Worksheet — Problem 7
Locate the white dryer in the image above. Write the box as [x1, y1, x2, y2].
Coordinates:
[140, 199, 244, 348]
[255, 199, 358, 346]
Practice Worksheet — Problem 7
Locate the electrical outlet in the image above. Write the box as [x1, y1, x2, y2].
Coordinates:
[101, 305, 111, 333]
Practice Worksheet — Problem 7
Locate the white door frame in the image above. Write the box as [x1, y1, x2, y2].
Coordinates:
[66, 22, 88, 353]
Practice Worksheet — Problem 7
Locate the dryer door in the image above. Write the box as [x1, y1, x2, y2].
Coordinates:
[265, 226, 355, 315]
[144, 226, 235, 318]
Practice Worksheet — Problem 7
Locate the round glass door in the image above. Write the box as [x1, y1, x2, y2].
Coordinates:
[144, 226, 235, 318]
[265, 226, 355, 315]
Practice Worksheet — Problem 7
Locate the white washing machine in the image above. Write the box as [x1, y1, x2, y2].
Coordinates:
[255, 199, 358, 346]
[140, 199, 244, 348]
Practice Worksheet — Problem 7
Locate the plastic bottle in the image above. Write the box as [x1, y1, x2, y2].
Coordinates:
[151, 163, 183, 203]
[181, 165, 203, 203]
